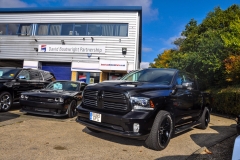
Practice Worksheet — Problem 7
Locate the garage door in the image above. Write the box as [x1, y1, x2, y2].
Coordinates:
[42, 62, 71, 80]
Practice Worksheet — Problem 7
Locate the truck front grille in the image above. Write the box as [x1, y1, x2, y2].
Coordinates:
[83, 89, 129, 111]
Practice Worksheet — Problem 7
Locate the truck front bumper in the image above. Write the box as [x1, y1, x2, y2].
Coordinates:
[76, 105, 154, 139]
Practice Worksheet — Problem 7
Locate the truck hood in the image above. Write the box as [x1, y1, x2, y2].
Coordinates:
[86, 81, 173, 96]
[22, 89, 78, 98]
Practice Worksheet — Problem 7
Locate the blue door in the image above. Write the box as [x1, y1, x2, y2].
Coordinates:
[42, 62, 71, 80]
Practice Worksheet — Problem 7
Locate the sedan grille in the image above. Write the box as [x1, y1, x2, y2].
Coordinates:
[28, 96, 55, 103]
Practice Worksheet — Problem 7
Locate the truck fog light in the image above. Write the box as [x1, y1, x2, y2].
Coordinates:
[133, 123, 140, 133]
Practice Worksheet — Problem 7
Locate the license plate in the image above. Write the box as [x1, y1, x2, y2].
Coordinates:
[90, 112, 101, 122]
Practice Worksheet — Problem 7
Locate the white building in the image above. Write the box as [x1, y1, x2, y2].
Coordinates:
[0, 6, 142, 83]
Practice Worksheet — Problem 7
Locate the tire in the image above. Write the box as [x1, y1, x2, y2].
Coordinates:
[87, 127, 101, 133]
[0, 92, 13, 112]
[145, 110, 173, 151]
[67, 100, 77, 118]
[197, 107, 210, 129]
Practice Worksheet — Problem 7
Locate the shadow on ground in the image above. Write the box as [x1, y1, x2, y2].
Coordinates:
[0, 112, 20, 122]
[82, 127, 145, 147]
[190, 125, 237, 148]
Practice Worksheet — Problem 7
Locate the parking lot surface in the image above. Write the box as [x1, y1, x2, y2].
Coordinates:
[0, 104, 237, 160]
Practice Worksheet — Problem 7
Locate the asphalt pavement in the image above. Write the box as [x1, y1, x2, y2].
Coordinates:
[0, 104, 237, 160]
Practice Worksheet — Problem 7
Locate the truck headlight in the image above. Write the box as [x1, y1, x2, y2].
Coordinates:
[55, 97, 64, 103]
[130, 97, 154, 110]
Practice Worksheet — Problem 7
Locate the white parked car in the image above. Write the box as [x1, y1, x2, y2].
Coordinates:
[232, 115, 240, 160]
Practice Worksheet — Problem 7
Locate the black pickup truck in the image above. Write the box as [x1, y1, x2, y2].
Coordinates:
[76, 68, 212, 150]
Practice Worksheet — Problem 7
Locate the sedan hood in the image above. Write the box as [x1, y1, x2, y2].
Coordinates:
[22, 89, 79, 98]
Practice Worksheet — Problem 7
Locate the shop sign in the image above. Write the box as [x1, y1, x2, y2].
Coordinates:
[99, 60, 127, 71]
[79, 75, 86, 83]
[38, 45, 105, 53]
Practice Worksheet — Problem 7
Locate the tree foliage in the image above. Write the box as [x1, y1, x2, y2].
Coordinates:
[150, 49, 174, 68]
[151, 4, 240, 89]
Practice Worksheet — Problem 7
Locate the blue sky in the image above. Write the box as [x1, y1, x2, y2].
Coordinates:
[0, 0, 239, 65]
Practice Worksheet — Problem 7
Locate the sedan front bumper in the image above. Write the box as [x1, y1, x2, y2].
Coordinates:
[20, 100, 67, 117]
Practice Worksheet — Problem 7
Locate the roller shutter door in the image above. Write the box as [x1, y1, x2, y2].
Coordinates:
[42, 62, 71, 80]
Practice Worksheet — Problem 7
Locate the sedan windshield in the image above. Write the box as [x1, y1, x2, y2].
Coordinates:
[46, 81, 79, 91]
[120, 69, 175, 85]
[0, 68, 20, 79]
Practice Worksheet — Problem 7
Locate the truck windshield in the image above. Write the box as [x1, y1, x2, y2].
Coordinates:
[120, 69, 175, 85]
[0, 68, 20, 79]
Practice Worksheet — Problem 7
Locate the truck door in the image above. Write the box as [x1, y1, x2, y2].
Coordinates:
[14, 70, 31, 98]
[174, 72, 202, 124]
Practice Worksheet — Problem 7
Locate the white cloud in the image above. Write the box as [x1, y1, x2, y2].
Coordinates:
[159, 32, 185, 48]
[67, 0, 158, 20]
[0, 0, 35, 8]
[140, 62, 149, 69]
[142, 47, 153, 52]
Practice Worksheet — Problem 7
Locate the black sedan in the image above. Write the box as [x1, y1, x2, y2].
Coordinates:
[20, 80, 87, 118]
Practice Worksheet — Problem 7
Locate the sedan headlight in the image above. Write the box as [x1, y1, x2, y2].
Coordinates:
[20, 94, 28, 100]
[130, 97, 154, 110]
[55, 97, 64, 103]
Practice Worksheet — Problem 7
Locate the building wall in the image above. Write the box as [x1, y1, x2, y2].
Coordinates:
[0, 11, 140, 71]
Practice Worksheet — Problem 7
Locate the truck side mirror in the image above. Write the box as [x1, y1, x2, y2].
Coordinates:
[182, 82, 193, 90]
[175, 82, 193, 90]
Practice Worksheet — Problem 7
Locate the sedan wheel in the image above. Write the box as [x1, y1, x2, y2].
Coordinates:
[68, 100, 77, 118]
[0, 92, 13, 112]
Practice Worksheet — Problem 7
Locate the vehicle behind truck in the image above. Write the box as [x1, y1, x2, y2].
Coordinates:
[76, 68, 212, 151]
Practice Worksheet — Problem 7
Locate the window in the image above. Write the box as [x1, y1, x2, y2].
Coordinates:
[102, 24, 115, 36]
[74, 24, 87, 36]
[78, 72, 100, 84]
[8, 24, 20, 35]
[37, 24, 49, 35]
[88, 24, 102, 36]
[35, 23, 128, 36]
[177, 72, 197, 90]
[0, 24, 7, 35]
[115, 24, 128, 36]
[0, 68, 20, 79]
[0, 24, 19, 35]
[40, 71, 55, 82]
[18, 70, 30, 80]
[49, 24, 61, 35]
[18, 24, 32, 36]
[61, 23, 74, 35]
[29, 70, 41, 80]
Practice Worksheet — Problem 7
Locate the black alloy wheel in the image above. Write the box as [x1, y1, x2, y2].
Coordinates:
[0, 92, 13, 112]
[197, 107, 210, 129]
[158, 117, 171, 146]
[145, 110, 173, 151]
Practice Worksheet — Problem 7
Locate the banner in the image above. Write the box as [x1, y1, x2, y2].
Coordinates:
[38, 44, 105, 53]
